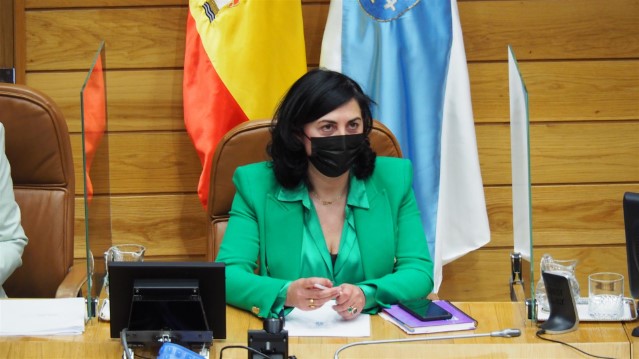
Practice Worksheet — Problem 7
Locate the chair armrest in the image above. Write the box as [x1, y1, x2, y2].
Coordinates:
[55, 264, 88, 298]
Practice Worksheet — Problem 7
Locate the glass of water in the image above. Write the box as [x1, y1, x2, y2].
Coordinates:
[588, 272, 624, 320]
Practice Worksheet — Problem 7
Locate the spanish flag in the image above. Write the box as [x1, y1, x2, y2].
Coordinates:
[183, 0, 306, 208]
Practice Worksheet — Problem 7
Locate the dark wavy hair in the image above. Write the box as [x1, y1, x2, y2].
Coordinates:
[268, 68, 376, 189]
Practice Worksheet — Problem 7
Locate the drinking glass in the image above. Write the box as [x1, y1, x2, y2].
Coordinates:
[103, 244, 146, 296]
[588, 272, 624, 320]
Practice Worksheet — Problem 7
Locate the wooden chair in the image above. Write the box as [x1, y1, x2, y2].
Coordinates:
[205, 119, 402, 261]
[0, 83, 86, 298]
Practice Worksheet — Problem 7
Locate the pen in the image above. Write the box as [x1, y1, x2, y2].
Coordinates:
[314, 283, 329, 290]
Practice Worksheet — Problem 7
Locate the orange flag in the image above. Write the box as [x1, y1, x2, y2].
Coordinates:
[183, 0, 307, 208]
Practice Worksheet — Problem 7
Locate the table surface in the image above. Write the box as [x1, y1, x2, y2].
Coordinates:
[0, 302, 633, 359]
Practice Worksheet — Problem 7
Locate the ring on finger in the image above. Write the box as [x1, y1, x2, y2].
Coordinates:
[347, 306, 358, 314]
[309, 298, 316, 309]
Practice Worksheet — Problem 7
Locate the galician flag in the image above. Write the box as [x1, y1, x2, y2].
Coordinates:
[320, 0, 490, 292]
[184, 0, 307, 208]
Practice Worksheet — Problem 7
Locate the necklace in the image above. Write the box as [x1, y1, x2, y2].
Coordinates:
[310, 191, 345, 206]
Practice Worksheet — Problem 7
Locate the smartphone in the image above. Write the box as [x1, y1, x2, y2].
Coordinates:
[398, 299, 453, 322]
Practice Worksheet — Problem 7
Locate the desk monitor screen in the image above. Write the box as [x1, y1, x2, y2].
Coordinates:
[108, 262, 226, 341]
[624, 192, 639, 299]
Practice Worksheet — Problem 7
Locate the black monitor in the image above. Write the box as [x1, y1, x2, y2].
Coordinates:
[108, 261, 226, 344]
[624, 192, 639, 299]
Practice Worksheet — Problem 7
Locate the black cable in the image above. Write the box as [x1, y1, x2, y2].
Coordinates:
[133, 352, 153, 359]
[535, 329, 616, 359]
[219, 345, 271, 359]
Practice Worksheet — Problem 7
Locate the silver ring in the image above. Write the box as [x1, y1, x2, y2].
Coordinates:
[347, 306, 358, 314]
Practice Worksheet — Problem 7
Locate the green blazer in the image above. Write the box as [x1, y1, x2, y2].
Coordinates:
[216, 156, 433, 318]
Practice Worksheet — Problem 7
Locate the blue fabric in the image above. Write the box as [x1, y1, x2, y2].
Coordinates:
[340, 0, 453, 257]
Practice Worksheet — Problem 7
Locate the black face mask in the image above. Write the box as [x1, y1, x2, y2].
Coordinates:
[308, 133, 365, 177]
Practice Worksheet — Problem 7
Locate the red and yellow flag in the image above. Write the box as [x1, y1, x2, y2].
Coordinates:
[184, 0, 306, 208]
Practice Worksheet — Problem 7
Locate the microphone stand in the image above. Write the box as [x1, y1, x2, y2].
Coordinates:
[333, 328, 521, 359]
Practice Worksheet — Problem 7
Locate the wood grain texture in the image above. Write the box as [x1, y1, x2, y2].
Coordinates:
[27, 70, 185, 133]
[485, 184, 639, 248]
[70, 132, 201, 194]
[0, 0, 13, 68]
[26, 7, 187, 71]
[13, 0, 26, 84]
[477, 122, 639, 185]
[470, 60, 639, 123]
[459, 0, 639, 61]
[73, 194, 207, 258]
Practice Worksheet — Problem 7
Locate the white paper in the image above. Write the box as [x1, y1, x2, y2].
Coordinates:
[0, 297, 86, 336]
[284, 300, 370, 337]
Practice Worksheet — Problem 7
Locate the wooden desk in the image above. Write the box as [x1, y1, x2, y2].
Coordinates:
[623, 322, 639, 359]
[0, 302, 631, 359]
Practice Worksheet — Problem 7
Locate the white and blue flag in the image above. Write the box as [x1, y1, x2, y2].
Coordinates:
[321, 0, 490, 291]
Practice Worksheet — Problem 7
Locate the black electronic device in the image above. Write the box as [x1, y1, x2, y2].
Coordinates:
[624, 192, 639, 298]
[398, 298, 453, 322]
[539, 271, 579, 334]
[108, 261, 226, 346]
[248, 317, 289, 359]
[624, 192, 639, 336]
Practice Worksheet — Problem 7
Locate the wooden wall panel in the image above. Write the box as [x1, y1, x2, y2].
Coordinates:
[26, 7, 187, 71]
[459, 0, 639, 61]
[485, 184, 639, 248]
[70, 133, 201, 194]
[74, 194, 207, 259]
[27, 70, 185, 133]
[477, 122, 639, 186]
[470, 60, 639, 123]
[0, 0, 13, 68]
[17, 0, 639, 302]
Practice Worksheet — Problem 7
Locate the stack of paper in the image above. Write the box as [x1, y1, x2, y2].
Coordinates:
[380, 300, 477, 334]
[0, 297, 86, 336]
[284, 300, 370, 337]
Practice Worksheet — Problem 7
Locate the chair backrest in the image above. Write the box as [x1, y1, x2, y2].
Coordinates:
[206, 119, 402, 260]
[0, 83, 75, 298]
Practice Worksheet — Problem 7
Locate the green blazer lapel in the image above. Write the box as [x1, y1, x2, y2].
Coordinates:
[263, 194, 303, 280]
[353, 182, 395, 279]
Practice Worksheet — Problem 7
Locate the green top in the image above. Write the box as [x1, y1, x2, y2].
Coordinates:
[272, 174, 377, 314]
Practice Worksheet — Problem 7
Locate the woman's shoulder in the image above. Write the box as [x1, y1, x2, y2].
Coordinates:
[374, 156, 412, 172]
[233, 161, 278, 188]
[369, 156, 413, 192]
[235, 161, 272, 175]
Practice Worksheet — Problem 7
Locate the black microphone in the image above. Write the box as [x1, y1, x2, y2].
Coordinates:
[333, 328, 522, 359]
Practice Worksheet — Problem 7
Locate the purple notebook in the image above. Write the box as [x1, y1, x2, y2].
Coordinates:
[381, 300, 477, 334]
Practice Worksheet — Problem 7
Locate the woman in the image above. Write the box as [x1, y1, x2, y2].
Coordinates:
[0, 123, 28, 298]
[216, 69, 433, 320]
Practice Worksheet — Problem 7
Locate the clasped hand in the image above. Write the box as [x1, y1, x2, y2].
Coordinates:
[285, 277, 365, 320]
